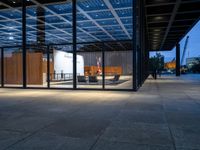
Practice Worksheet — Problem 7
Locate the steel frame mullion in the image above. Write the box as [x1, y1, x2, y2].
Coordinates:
[73, 0, 77, 89]
[47, 46, 50, 88]
[102, 44, 105, 89]
[176, 43, 180, 76]
[133, 0, 137, 91]
[22, 0, 27, 88]
[1, 48, 4, 87]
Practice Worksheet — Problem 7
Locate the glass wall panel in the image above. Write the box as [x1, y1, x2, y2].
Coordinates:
[76, 0, 112, 43]
[50, 45, 73, 88]
[4, 47, 23, 87]
[26, 0, 73, 88]
[0, 49, 2, 86]
[0, 1, 23, 87]
[76, 0, 133, 43]
[26, 46, 48, 87]
[0, 0, 134, 90]
[0, 1, 22, 47]
[104, 41, 133, 89]
[76, 44, 103, 89]
[77, 0, 133, 90]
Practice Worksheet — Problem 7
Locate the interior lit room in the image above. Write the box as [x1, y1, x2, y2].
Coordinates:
[0, 0, 142, 90]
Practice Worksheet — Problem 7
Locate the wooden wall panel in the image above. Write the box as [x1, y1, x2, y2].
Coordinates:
[84, 66, 122, 76]
[26, 52, 43, 85]
[4, 53, 23, 84]
[4, 52, 47, 85]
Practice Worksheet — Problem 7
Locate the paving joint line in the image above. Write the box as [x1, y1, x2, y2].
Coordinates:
[156, 81, 177, 150]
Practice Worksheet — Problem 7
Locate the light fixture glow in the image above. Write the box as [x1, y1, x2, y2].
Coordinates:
[9, 36, 14, 40]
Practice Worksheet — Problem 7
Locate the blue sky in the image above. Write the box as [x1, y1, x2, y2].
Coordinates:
[150, 20, 200, 64]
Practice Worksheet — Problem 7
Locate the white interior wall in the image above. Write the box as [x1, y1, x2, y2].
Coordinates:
[54, 50, 84, 78]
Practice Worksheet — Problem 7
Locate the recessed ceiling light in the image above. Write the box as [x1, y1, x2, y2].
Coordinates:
[154, 16, 163, 20]
[154, 29, 161, 32]
[9, 36, 14, 40]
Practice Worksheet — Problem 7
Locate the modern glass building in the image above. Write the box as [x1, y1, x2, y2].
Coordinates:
[0, 0, 199, 91]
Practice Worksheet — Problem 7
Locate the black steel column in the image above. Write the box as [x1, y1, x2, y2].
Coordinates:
[47, 46, 50, 88]
[132, 0, 137, 91]
[1, 48, 4, 87]
[36, 7, 45, 45]
[176, 43, 180, 76]
[72, 0, 77, 89]
[22, 0, 26, 88]
[138, 0, 142, 87]
[102, 44, 105, 89]
[138, 46, 142, 87]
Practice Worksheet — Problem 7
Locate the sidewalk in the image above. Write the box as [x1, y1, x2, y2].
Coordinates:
[0, 75, 200, 150]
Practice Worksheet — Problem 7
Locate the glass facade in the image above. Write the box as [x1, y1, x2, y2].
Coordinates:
[0, 0, 147, 91]
[76, 43, 103, 89]
[0, 48, 2, 86]
[105, 42, 133, 89]
[0, 0, 23, 87]
[50, 45, 73, 88]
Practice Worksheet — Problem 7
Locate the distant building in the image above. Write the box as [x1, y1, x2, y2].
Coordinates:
[164, 60, 176, 70]
[186, 57, 200, 69]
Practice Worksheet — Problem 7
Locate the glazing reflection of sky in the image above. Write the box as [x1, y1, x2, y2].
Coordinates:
[150, 20, 200, 64]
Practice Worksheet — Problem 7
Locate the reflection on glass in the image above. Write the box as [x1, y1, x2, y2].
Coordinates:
[0, 1, 22, 47]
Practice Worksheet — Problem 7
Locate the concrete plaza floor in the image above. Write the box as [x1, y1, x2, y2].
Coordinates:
[0, 75, 200, 150]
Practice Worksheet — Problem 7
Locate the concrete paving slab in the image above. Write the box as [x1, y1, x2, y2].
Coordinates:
[6, 132, 68, 150]
[42, 117, 110, 138]
[170, 125, 200, 149]
[0, 130, 29, 150]
[93, 140, 175, 150]
[124, 102, 164, 112]
[166, 112, 200, 126]
[100, 124, 173, 146]
[0, 116, 55, 132]
[113, 110, 167, 125]
[0, 74, 200, 150]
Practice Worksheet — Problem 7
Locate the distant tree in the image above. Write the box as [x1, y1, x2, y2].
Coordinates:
[190, 58, 200, 73]
[149, 53, 164, 72]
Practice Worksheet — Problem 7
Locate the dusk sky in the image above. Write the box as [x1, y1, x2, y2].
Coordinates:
[150, 20, 200, 65]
